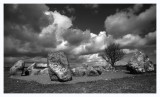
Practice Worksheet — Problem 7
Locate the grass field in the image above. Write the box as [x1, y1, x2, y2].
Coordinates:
[4, 69, 156, 93]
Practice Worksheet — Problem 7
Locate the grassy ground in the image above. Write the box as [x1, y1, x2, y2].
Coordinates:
[4, 70, 156, 93]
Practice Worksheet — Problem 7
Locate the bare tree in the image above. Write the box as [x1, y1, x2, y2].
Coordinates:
[103, 43, 125, 67]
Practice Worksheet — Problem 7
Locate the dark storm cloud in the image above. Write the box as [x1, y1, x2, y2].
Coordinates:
[4, 4, 58, 56]
[4, 4, 50, 33]
[105, 5, 156, 38]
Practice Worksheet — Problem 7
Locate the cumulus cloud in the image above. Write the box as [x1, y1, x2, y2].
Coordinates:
[71, 31, 114, 55]
[4, 4, 156, 61]
[39, 10, 73, 43]
[4, 4, 73, 56]
[62, 29, 90, 46]
[105, 5, 156, 38]
[123, 49, 138, 54]
[4, 4, 113, 57]
[115, 31, 156, 47]
[54, 31, 113, 55]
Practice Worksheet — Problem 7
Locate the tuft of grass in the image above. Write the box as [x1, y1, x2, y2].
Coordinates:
[4, 71, 156, 93]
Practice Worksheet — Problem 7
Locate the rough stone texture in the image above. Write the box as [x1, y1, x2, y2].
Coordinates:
[127, 51, 155, 74]
[10, 60, 25, 75]
[26, 63, 49, 75]
[71, 65, 104, 77]
[47, 51, 72, 82]
[86, 66, 100, 76]
[35, 63, 47, 68]
[21, 68, 30, 76]
[92, 66, 103, 75]
[71, 67, 87, 77]
[27, 63, 40, 75]
[39, 68, 49, 75]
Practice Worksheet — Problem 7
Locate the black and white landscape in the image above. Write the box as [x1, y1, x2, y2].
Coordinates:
[4, 4, 156, 93]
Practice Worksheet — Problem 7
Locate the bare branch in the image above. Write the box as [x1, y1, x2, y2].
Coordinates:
[103, 43, 125, 67]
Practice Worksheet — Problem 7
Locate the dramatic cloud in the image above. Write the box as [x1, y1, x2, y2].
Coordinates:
[4, 5, 73, 56]
[71, 31, 114, 55]
[62, 29, 90, 46]
[105, 5, 156, 38]
[4, 4, 112, 57]
[4, 4, 156, 64]
[115, 31, 156, 47]
[39, 11, 73, 42]
[4, 4, 50, 33]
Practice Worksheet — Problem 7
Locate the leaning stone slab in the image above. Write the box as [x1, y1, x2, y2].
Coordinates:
[10, 60, 25, 75]
[47, 51, 72, 82]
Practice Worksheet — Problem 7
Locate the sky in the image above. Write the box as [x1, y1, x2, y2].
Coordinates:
[4, 4, 156, 63]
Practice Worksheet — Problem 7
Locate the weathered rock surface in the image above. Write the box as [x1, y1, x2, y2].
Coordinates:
[39, 68, 49, 75]
[26, 63, 40, 75]
[47, 51, 72, 82]
[10, 61, 51, 76]
[71, 65, 104, 77]
[71, 66, 87, 76]
[86, 66, 101, 76]
[127, 51, 155, 74]
[35, 63, 47, 68]
[26, 63, 49, 75]
[10, 60, 25, 75]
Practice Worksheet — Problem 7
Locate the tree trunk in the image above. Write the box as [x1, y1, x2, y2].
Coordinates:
[111, 61, 115, 70]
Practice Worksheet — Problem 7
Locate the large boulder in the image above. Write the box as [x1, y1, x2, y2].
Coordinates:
[92, 66, 104, 74]
[47, 51, 72, 82]
[26, 63, 40, 75]
[26, 63, 49, 75]
[10, 60, 25, 75]
[35, 63, 47, 68]
[71, 66, 87, 77]
[127, 51, 155, 74]
[86, 66, 100, 76]
[39, 68, 49, 75]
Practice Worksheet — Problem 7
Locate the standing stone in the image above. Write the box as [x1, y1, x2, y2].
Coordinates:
[127, 51, 155, 74]
[47, 51, 72, 82]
